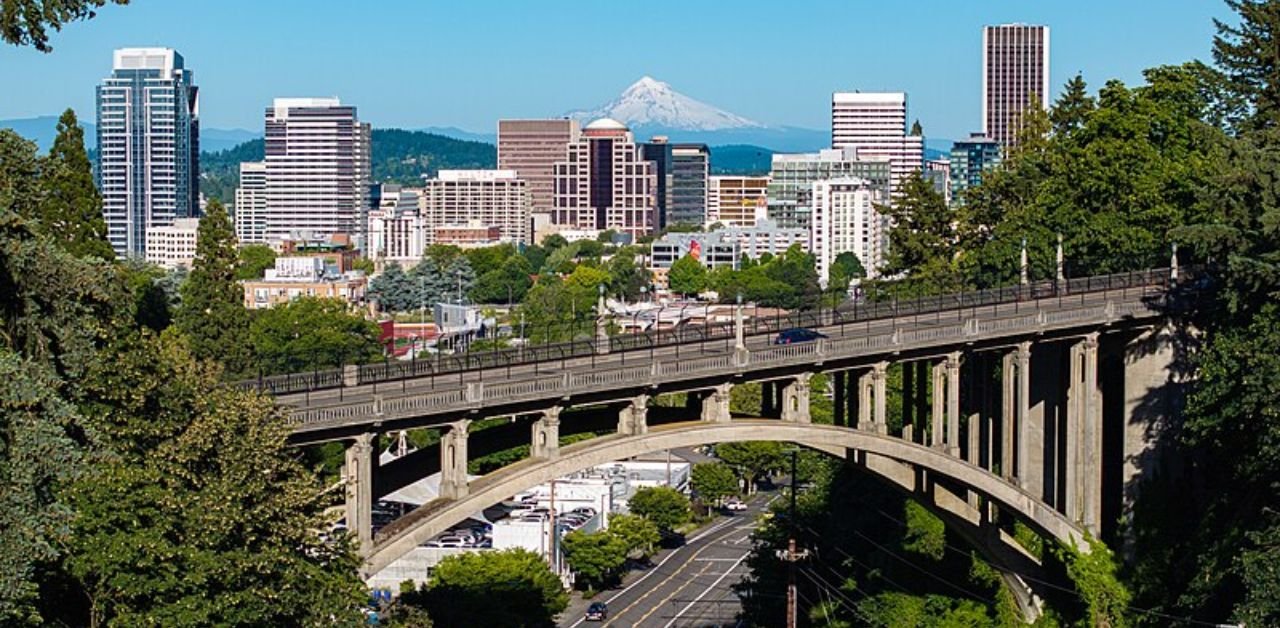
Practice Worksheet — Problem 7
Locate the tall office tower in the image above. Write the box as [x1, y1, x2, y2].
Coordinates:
[96, 48, 200, 258]
[262, 98, 371, 243]
[640, 138, 673, 230]
[811, 178, 889, 284]
[983, 24, 1050, 148]
[497, 119, 581, 214]
[422, 170, 529, 245]
[707, 175, 769, 227]
[767, 148, 891, 230]
[551, 118, 658, 238]
[831, 92, 923, 200]
[234, 161, 267, 243]
[670, 144, 710, 227]
[950, 133, 1001, 204]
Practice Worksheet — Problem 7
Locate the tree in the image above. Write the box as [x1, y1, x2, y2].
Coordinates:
[409, 247, 475, 306]
[691, 462, 738, 506]
[234, 243, 276, 280]
[627, 486, 690, 531]
[63, 332, 366, 626]
[174, 199, 251, 377]
[248, 297, 383, 374]
[368, 261, 415, 313]
[0, 0, 126, 51]
[910, 119, 923, 136]
[1214, 0, 1280, 131]
[828, 251, 866, 293]
[606, 513, 660, 557]
[1050, 74, 1095, 137]
[561, 529, 629, 590]
[607, 250, 649, 300]
[667, 254, 707, 296]
[40, 109, 113, 259]
[418, 549, 567, 627]
[540, 233, 569, 251]
[715, 441, 784, 493]
[463, 243, 516, 277]
[469, 255, 533, 304]
[876, 170, 963, 298]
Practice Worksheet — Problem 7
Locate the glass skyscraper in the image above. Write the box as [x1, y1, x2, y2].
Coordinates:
[96, 48, 199, 258]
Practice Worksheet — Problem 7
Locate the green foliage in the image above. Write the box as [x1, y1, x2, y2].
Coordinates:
[714, 441, 783, 491]
[708, 243, 821, 309]
[1056, 538, 1131, 628]
[65, 333, 366, 625]
[0, 0, 126, 51]
[562, 529, 629, 589]
[174, 199, 252, 377]
[119, 258, 171, 332]
[829, 251, 866, 292]
[606, 513, 660, 557]
[418, 548, 567, 627]
[873, 170, 963, 298]
[519, 265, 609, 343]
[1214, 0, 1280, 131]
[470, 254, 533, 304]
[40, 109, 113, 259]
[234, 243, 275, 280]
[627, 486, 691, 531]
[1011, 520, 1045, 561]
[368, 261, 415, 313]
[248, 297, 383, 374]
[607, 250, 649, 299]
[902, 500, 946, 561]
[667, 253, 707, 295]
[690, 461, 738, 504]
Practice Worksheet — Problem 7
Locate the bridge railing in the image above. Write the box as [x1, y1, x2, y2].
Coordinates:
[247, 267, 1178, 397]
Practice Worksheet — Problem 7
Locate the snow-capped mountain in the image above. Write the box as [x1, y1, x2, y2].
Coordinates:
[566, 76, 765, 132]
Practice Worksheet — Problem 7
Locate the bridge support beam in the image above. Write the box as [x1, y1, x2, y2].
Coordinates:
[946, 352, 962, 457]
[701, 383, 732, 423]
[440, 421, 470, 500]
[781, 373, 812, 424]
[931, 360, 945, 449]
[618, 395, 650, 435]
[1066, 333, 1102, 534]
[833, 371, 846, 427]
[1011, 342, 1039, 498]
[531, 407, 562, 460]
[344, 432, 377, 551]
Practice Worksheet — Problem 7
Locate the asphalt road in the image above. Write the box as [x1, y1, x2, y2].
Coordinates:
[561, 493, 775, 628]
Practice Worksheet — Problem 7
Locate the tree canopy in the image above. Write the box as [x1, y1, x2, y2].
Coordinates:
[627, 486, 691, 531]
[175, 199, 252, 377]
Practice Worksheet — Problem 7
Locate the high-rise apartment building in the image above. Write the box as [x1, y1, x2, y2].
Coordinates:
[767, 148, 891, 230]
[497, 119, 581, 214]
[551, 118, 657, 238]
[983, 24, 1050, 148]
[831, 92, 923, 199]
[950, 133, 1001, 204]
[925, 158, 952, 206]
[707, 176, 769, 227]
[262, 98, 371, 243]
[234, 161, 267, 243]
[423, 170, 529, 245]
[96, 47, 200, 258]
[811, 178, 888, 284]
[670, 144, 710, 227]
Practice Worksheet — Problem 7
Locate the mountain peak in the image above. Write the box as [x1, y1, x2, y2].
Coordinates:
[567, 76, 764, 132]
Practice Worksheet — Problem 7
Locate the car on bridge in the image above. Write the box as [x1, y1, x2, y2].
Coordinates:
[774, 328, 827, 345]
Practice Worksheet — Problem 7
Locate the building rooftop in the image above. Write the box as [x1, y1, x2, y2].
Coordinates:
[584, 117, 628, 131]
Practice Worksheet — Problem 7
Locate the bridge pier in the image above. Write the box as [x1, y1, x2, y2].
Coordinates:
[1010, 342, 1036, 496]
[344, 432, 377, 551]
[701, 383, 732, 423]
[833, 371, 846, 427]
[531, 407, 562, 460]
[617, 395, 650, 435]
[1066, 333, 1102, 534]
[946, 352, 962, 456]
[440, 421, 470, 500]
[781, 373, 812, 424]
[761, 380, 778, 417]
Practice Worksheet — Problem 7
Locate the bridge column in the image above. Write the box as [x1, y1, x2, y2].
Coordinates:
[701, 383, 732, 423]
[531, 407, 562, 460]
[931, 360, 945, 449]
[903, 360, 915, 432]
[344, 432, 377, 551]
[761, 380, 777, 417]
[618, 395, 650, 435]
[872, 362, 888, 434]
[833, 371, 846, 427]
[1066, 333, 1102, 533]
[946, 352, 962, 457]
[781, 373, 812, 424]
[1013, 342, 1039, 498]
[440, 421, 471, 500]
[857, 370, 872, 429]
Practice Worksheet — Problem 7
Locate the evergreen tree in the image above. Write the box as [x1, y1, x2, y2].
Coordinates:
[175, 199, 251, 377]
[368, 261, 414, 313]
[1214, 0, 1280, 131]
[1050, 74, 1096, 137]
[877, 170, 963, 297]
[910, 119, 924, 136]
[40, 109, 113, 260]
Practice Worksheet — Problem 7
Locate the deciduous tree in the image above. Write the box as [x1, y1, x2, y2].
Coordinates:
[628, 486, 690, 531]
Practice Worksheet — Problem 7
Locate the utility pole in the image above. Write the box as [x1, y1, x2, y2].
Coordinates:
[786, 449, 798, 628]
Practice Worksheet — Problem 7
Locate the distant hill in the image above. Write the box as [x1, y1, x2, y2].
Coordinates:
[199, 128, 497, 204]
[0, 115, 258, 153]
[710, 145, 774, 175]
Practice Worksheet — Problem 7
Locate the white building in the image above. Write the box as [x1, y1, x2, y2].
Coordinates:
[811, 178, 888, 284]
[96, 48, 199, 258]
[234, 161, 267, 244]
[261, 98, 371, 244]
[650, 218, 809, 270]
[423, 170, 529, 245]
[830, 92, 923, 198]
[366, 185, 425, 267]
[767, 148, 891, 231]
[143, 217, 200, 269]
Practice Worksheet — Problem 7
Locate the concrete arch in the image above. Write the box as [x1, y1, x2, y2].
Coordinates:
[363, 420, 1090, 577]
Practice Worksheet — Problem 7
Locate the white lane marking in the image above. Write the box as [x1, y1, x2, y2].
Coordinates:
[661, 552, 751, 628]
[693, 557, 742, 562]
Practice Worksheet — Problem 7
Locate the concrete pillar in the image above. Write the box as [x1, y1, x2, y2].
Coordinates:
[903, 424, 914, 443]
[857, 370, 873, 429]
[344, 432, 376, 550]
[1068, 333, 1102, 533]
[833, 371, 847, 427]
[1015, 342, 1038, 497]
[931, 360, 945, 449]
[903, 360, 915, 432]
[946, 352, 962, 457]
[617, 395, 650, 435]
[701, 383, 732, 423]
[761, 380, 776, 417]
[781, 373, 812, 424]
[440, 421, 470, 500]
[872, 361, 888, 434]
[1001, 351, 1016, 481]
[915, 361, 929, 432]
[531, 407, 562, 460]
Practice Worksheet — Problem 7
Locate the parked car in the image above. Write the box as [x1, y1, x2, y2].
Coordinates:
[724, 497, 748, 511]
[585, 602, 608, 622]
[774, 328, 827, 345]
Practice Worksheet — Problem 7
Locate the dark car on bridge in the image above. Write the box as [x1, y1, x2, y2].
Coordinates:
[774, 328, 827, 345]
[585, 601, 608, 621]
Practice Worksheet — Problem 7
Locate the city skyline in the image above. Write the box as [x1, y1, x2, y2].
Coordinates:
[0, 0, 1234, 141]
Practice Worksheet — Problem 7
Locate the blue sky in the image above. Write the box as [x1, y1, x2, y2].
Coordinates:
[0, 0, 1235, 140]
